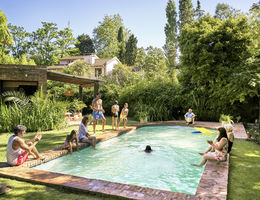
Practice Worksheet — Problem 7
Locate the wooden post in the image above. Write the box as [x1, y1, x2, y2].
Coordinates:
[94, 82, 99, 98]
[79, 85, 83, 101]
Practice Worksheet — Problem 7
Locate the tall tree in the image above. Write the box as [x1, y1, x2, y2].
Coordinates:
[29, 22, 59, 65]
[125, 34, 138, 66]
[117, 26, 126, 63]
[178, 0, 194, 30]
[57, 27, 76, 58]
[195, 0, 204, 19]
[0, 10, 13, 55]
[93, 14, 128, 58]
[214, 3, 241, 20]
[7, 24, 29, 58]
[164, 0, 177, 69]
[75, 34, 95, 55]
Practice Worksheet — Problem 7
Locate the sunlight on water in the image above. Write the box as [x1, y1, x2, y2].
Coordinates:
[34, 126, 216, 195]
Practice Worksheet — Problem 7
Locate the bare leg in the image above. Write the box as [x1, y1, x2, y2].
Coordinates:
[199, 145, 213, 155]
[102, 117, 106, 132]
[81, 136, 96, 149]
[118, 118, 123, 129]
[115, 117, 118, 130]
[93, 119, 97, 133]
[31, 146, 42, 159]
[192, 154, 218, 167]
[123, 119, 128, 128]
[112, 117, 114, 130]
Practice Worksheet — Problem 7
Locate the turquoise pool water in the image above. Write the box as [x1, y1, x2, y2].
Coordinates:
[34, 126, 216, 195]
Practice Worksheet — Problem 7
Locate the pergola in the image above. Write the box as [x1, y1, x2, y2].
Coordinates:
[47, 71, 103, 99]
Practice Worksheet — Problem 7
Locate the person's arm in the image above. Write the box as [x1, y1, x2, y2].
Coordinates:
[125, 109, 129, 117]
[25, 134, 41, 143]
[184, 113, 187, 120]
[68, 141, 73, 155]
[210, 138, 227, 151]
[16, 137, 39, 152]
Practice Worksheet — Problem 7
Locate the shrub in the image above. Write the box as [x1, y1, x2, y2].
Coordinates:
[0, 90, 67, 132]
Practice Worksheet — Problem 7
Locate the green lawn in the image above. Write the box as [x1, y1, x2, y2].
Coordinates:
[0, 117, 137, 200]
[228, 139, 260, 200]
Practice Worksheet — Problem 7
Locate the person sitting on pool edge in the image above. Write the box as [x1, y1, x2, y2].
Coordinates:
[78, 116, 97, 149]
[64, 130, 79, 155]
[192, 127, 228, 167]
[6, 125, 44, 166]
[144, 145, 153, 153]
[184, 108, 196, 125]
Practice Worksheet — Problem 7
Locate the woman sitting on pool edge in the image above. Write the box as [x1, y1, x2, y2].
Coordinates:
[192, 127, 228, 167]
[78, 116, 97, 149]
[64, 130, 79, 155]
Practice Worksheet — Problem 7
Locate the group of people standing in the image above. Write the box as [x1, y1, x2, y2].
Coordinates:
[91, 92, 129, 133]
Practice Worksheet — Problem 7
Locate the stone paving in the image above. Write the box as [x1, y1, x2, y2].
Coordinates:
[0, 121, 247, 200]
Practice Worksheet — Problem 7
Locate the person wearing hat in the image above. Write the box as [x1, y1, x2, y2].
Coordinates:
[92, 92, 106, 133]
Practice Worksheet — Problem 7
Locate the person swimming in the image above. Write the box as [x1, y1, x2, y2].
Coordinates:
[144, 145, 153, 153]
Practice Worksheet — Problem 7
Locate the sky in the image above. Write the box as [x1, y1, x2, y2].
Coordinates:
[1, 0, 257, 49]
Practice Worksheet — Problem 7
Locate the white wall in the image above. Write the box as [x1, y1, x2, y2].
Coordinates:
[105, 59, 119, 73]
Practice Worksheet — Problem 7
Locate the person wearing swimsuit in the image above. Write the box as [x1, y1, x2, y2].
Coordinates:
[118, 103, 129, 129]
[192, 127, 228, 167]
[92, 92, 106, 133]
[111, 100, 120, 130]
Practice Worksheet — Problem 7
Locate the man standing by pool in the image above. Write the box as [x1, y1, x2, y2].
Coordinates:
[184, 108, 196, 125]
[92, 92, 106, 133]
[6, 125, 43, 166]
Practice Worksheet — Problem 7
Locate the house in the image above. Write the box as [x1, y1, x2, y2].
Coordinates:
[47, 54, 121, 78]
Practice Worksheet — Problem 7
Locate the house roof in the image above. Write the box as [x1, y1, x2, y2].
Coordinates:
[60, 55, 98, 61]
[93, 57, 121, 67]
[47, 71, 103, 88]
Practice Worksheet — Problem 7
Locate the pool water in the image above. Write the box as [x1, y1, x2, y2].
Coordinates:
[34, 126, 216, 195]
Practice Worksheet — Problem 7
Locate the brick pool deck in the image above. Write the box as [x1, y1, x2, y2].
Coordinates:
[0, 121, 247, 199]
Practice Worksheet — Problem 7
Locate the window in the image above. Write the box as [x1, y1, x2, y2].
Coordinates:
[95, 68, 102, 77]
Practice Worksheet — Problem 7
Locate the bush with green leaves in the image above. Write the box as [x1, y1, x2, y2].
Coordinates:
[0, 90, 67, 132]
[119, 78, 185, 121]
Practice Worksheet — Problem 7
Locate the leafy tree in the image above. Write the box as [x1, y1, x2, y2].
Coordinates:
[125, 34, 138, 66]
[117, 26, 126, 63]
[178, 0, 194, 30]
[0, 10, 13, 55]
[250, 1, 260, 10]
[195, 0, 204, 19]
[164, 0, 177, 69]
[135, 47, 146, 67]
[7, 24, 30, 58]
[179, 15, 258, 121]
[75, 34, 95, 55]
[142, 46, 167, 78]
[62, 59, 92, 77]
[57, 27, 76, 58]
[29, 22, 59, 65]
[214, 3, 241, 20]
[93, 14, 127, 58]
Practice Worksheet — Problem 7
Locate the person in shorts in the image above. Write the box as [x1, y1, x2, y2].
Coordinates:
[184, 108, 196, 125]
[64, 130, 79, 155]
[6, 125, 44, 166]
[92, 92, 106, 133]
[111, 100, 120, 130]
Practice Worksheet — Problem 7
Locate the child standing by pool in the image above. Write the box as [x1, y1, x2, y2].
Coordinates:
[118, 103, 129, 129]
[111, 100, 120, 130]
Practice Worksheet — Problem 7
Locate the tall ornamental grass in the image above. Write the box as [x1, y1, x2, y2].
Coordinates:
[0, 90, 66, 132]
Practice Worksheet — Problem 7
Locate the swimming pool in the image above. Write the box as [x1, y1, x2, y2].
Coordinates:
[33, 126, 216, 195]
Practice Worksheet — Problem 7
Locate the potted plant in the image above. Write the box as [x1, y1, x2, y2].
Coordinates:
[219, 114, 234, 126]
[136, 111, 148, 123]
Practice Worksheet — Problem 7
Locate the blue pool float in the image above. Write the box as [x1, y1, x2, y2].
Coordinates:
[192, 131, 202, 133]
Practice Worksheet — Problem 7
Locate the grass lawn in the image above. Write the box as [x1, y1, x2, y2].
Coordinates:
[0, 117, 137, 200]
[228, 139, 260, 200]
